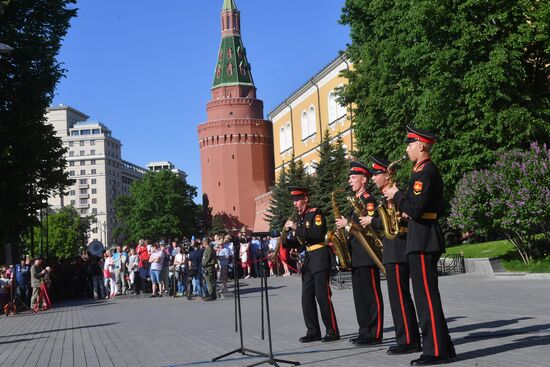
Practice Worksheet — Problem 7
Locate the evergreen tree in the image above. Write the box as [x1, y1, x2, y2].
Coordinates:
[209, 214, 227, 236]
[340, 0, 550, 203]
[0, 0, 77, 262]
[310, 131, 351, 224]
[267, 155, 311, 231]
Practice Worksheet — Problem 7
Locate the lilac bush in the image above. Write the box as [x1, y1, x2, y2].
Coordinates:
[449, 142, 550, 264]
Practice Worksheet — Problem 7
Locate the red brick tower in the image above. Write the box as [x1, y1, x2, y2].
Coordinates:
[198, 0, 274, 230]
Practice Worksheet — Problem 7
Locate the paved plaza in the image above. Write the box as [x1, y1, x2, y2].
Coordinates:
[1, 273, 549, 367]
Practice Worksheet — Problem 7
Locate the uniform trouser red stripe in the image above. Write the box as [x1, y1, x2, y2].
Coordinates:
[408, 252, 454, 357]
[386, 262, 420, 346]
[301, 268, 338, 335]
[351, 265, 383, 339]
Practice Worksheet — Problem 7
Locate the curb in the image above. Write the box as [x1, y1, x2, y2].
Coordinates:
[464, 258, 550, 279]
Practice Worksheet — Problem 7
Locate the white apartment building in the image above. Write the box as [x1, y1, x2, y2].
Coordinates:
[146, 161, 185, 179]
[46, 105, 146, 246]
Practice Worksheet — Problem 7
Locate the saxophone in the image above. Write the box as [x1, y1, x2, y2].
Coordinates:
[270, 210, 297, 261]
[378, 155, 408, 240]
[346, 194, 386, 274]
[325, 189, 352, 270]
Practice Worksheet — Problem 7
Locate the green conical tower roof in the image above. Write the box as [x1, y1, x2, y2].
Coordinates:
[222, 0, 237, 11]
[212, 0, 254, 89]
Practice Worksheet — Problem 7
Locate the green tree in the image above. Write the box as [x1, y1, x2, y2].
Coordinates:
[114, 170, 198, 242]
[209, 214, 227, 236]
[340, 0, 550, 203]
[310, 131, 350, 225]
[23, 206, 90, 260]
[267, 156, 312, 231]
[201, 193, 213, 237]
[0, 0, 77, 261]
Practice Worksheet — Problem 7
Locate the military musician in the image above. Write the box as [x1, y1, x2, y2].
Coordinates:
[284, 186, 340, 343]
[362, 156, 422, 355]
[383, 126, 456, 365]
[335, 161, 384, 346]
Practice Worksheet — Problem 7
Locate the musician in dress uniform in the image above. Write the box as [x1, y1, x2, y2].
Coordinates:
[335, 161, 384, 346]
[284, 186, 340, 343]
[383, 126, 456, 366]
[361, 156, 421, 354]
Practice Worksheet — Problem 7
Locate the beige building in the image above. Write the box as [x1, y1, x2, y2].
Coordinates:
[146, 161, 185, 179]
[46, 105, 146, 246]
[269, 55, 355, 177]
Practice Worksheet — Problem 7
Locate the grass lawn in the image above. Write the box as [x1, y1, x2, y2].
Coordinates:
[445, 240, 550, 273]
[444, 239, 515, 258]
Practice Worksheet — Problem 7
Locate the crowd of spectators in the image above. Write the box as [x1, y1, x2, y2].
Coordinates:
[0, 232, 302, 313]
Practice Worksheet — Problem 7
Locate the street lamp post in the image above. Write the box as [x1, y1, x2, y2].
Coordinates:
[45, 202, 49, 258]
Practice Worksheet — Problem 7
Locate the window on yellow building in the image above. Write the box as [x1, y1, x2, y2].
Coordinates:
[301, 111, 309, 140]
[308, 106, 316, 136]
[279, 127, 286, 152]
[328, 92, 338, 123]
[285, 122, 292, 149]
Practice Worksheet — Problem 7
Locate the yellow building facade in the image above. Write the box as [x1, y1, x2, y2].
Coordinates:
[269, 55, 355, 177]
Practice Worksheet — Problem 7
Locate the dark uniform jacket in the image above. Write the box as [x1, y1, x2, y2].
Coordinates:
[284, 207, 332, 274]
[348, 191, 378, 268]
[371, 198, 409, 264]
[393, 159, 445, 254]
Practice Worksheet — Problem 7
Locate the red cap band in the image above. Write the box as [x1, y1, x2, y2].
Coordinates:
[372, 163, 387, 172]
[291, 190, 306, 196]
[350, 167, 370, 175]
[407, 132, 436, 144]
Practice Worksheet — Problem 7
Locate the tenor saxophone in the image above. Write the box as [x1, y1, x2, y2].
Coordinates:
[325, 189, 352, 270]
[346, 195, 386, 274]
[378, 155, 408, 240]
[270, 210, 297, 261]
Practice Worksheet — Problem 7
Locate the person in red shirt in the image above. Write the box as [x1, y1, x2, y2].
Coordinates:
[135, 239, 149, 295]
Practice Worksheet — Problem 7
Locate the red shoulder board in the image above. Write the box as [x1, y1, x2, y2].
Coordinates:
[308, 207, 317, 213]
[362, 192, 371, 199]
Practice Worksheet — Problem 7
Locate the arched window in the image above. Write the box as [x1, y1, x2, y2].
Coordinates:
[285, 123, 292, 150]
[308, 106, 316, 137]
[280, 127, 286, 152]
[328, 91, 338, 124]
[336, 84, 347, 118]
[301, 111, 309, 140]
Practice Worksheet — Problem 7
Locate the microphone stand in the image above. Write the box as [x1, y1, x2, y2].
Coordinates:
[248, 258, 300, 367]
[212, 240, 266, 362]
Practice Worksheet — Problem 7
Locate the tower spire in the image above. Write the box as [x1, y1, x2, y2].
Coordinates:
[222, 0, 237, 11]
[213, 0, 253, 89]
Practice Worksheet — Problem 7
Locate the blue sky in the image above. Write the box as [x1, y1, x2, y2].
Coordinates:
[52, 0, 350, 196]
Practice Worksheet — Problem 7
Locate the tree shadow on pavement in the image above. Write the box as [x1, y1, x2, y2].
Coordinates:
[455, 322, 548, 345]
[450, 317, 534, 334]
[0, 322, 119, 338]
[455, 334, 550, 362]
[0, 336, 49, 345]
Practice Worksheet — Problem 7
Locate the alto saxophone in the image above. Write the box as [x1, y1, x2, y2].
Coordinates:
[325, 189, 352, 269]
[346, 195, 386, 274]
[378, 155, 408, 240]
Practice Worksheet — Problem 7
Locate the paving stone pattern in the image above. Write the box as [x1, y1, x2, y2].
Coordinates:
[1, 273, 549, 367]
